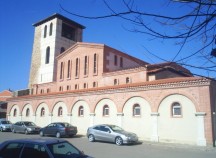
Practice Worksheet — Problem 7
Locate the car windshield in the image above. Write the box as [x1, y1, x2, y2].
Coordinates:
[47, 142, 81, 158]
[24, 122, 36, 126]
[1, 121, 11, 124]
[109, 125, 124, 132]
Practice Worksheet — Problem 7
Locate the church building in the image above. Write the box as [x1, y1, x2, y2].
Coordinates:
[7, 13, 216, 147]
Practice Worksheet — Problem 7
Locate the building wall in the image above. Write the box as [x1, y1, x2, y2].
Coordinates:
[7, 80, 213, 146]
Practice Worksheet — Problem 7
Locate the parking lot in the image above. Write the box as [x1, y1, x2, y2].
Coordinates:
[0, 132, 215, 158]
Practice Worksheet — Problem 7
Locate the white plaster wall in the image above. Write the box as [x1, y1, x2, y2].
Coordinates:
[123, 97, 152, 140]
[52, 102, 68, 123]
[94, 99, 118, 125]
[71, 100, 90, 134]
[35, 103, 50, 127]
[9, 105, 21, 123]
[158, 94, 197, 145]
[21, 104, 34, 123]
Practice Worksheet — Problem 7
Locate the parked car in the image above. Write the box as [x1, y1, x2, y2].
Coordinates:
[87, 124, 139, 145]
[0, 119, 12, 132]
[0, 138, 92, 158]
[11, 121, 41, 134]
[40, 122, 77, 138]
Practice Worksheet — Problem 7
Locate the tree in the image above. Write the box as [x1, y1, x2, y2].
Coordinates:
[60, 0, 216, 79]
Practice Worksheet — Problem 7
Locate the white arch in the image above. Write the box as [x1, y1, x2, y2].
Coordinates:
[22, 104, 34, 122]
[9, 105, 21, 123]
[94, 98, 117, 125]
[71, 100, 90, 134]
[35, 103, 50, 127]
[52, 101, 68, 123]
[158, 94, 197, 145]
[123, 96, 152, 140]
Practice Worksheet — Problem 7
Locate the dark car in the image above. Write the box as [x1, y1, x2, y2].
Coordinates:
[0, 119, 12, 132]
[87, 124, 138, 145]
[40, 122, 77, 138]
[0, 138, 92, 158]
[11, 121, 41, 134]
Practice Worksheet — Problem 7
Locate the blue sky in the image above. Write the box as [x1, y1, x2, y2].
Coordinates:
[0, 0, 215, 92]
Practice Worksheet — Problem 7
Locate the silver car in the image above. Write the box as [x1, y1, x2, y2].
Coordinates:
[11, 121, 41, 134]
[0, 119, 12, 132]
[87, 124, 138, 145]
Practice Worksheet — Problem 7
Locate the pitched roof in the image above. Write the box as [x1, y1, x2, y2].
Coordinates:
[147, 62, 193, 76]
[33, 13, 85, 29]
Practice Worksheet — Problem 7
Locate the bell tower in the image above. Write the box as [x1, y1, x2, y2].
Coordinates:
[28, 13, 85, 88]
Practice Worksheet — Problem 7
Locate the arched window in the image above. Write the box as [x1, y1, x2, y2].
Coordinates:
[13, 109, 17, 116]
[114, 55, 118, 66]
[67, 60, 71, 78]
[59, 86, 63, 91]
[103, 105, 109, 116]
[44, 25, 47, 38]
[49, 23, 53, 36]
[40, 89, 44, 94]
[60, 62, 64, 79]
[40, 108, 45, 117]
[47, 88, 50, 93]
[93, 53, 97, 74]
[172, 102, 182, 117]
[75, 58, 79, 77]
[58, 107, 63, 116]
[120, 57, 123, 67]
[45, 47, 50, 64]
[60, 47, 65, 54]
[84, 56, 88, 75]
[75, 84, 78, 90]
[67, 85, 70, 91]
[126, 77, 130, 84]
[79, 106, 84, 116]
[133, 104, 141, 116]
[26, 108, 30, 117]
[114, 79, 118, 85]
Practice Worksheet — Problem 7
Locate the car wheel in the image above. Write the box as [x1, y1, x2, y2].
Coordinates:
[88, 134, 95, 142]
[40, 131, 44, 137]
[12, 128, 16, 133]
[56, 132, 61, 138]
[115, 137, 123, 146]
[25, 129, 28, 135]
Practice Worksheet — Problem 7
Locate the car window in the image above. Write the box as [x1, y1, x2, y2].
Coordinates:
[109, 125, 124, 132]
[24, 122, 36, 126]
[0, 142, 24, 158]
[48, 124, 54, 127]
[93, 126, 101, 130]
[21, 143, 49, 158]
[47, 142, 80, 158]
[2, 121, 11, 124]
[100, 126, 110, 132]
[15, 122, 20, 126]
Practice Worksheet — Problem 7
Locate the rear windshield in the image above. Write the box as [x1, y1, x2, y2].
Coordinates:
[1, 121, 11, 124]
[47, 142, 80, 158]
[58, 123, 72, 128]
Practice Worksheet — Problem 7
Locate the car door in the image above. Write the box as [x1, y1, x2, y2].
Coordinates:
[20, 122, 26, 133]
[43, 124, 54, 135]
[14, 122, 21, 132]
[99, 126, 113, 142]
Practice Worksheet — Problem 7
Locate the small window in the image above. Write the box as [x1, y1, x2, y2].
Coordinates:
[13, 109, 17, 116]
[93, 82, 97, 88]
[126, 77, 130, 84]
[26, 108, 30, 117]
[172, 102, 182, 117]
[83, 83, 87, 89]
[84, 56, 88, 76]
[67, 85, 70, 91]
[45, 47, 50, 64]
[58, 107, 63, 116]
[103, 105, 109, 116]
[44, 25, 47, 38]
[114, 79, 118, 85]
[49, 23, 53, 36]
[67, 60, 71, 78]
[40, 89, 44, 94]
[93, 53, 97, 74]
[41, 108, 45, 117]
[75, 84, 79, 90]
[59, 86, 63, 91]
[79, 106, 84, 116]
[75, 58, 79, 77]
[47, 88, 50, 93]
[133, 104, 141, 116]
[60, 62, 64, 80]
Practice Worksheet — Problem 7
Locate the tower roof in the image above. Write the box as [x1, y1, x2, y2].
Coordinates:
[33, 13, 85, 29]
